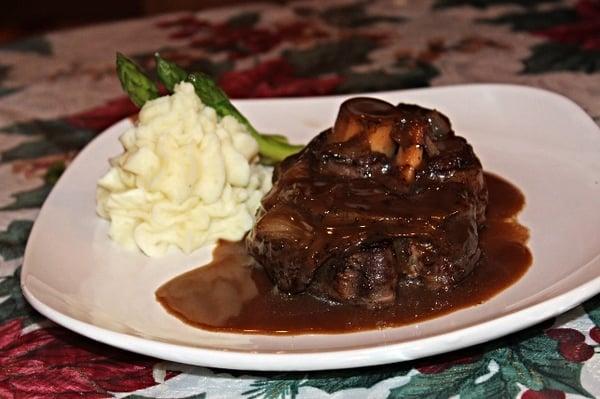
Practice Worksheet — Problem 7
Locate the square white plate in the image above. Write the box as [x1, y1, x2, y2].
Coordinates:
[21, 84, 600, 371]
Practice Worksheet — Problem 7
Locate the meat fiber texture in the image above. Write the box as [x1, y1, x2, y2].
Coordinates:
[246, 98, 488, 308]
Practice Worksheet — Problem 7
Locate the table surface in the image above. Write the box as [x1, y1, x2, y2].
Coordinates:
[1, 0, 599, 397]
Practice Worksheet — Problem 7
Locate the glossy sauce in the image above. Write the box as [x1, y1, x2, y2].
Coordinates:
[156, 173, 531, 334]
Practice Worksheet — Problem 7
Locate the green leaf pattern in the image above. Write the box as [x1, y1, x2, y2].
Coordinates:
[0, 36, 53, 55]
[0, 267, 41, 325]
[0, 220, 33, 260]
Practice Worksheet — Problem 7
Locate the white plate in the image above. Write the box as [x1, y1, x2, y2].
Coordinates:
[21, 84, 600, 371]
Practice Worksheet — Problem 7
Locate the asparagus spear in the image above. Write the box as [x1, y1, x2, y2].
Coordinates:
[155, 53, 187, 92]
[118, 52, 303, 162]
[187, 72, 303, 162]
[154, 53, 303, 161]
[116, 53, 158, 107]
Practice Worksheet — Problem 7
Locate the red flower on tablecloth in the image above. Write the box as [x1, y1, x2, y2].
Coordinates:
[591, 326, 600, 343]
[475, 0, 600, 73]
[157, 14, 327, 59]
[533, 0, 600, 50]
[64, 96, 138, 133]
[0, 318, 169, 398]
[545, 327, 595, 362]
[156, 15, 210, 39]
[521, 388, 566, 399]
[219, 58, 341, 98]
[192, 21, 327, 60]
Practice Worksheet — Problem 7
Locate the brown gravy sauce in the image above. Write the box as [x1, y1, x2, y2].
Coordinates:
[156, 173, 531, 334]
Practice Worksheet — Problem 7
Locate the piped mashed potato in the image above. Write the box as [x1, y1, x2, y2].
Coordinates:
[96, 82, 272, 257]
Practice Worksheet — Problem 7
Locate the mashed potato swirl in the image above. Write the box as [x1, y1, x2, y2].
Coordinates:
[96, 82, 272, 256]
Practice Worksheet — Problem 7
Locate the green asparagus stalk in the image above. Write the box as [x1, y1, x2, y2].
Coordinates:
[155, 55, 302, 154]
[117, 52, 303, 162]
[155, 53, 187, 92]
[116, 53, 158, 107]
[186, 72, 303, 162]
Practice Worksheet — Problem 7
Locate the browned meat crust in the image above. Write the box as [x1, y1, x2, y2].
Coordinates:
[246, 98, 487, 308]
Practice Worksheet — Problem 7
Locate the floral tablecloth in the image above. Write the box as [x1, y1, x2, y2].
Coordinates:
[1, 0, 599, 397]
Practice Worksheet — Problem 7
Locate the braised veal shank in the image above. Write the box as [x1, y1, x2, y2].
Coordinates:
[246, 98, 488, 308]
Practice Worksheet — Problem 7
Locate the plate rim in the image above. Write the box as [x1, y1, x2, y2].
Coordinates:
[21, 271, 600, 370]
[20, 83, 600, 371]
